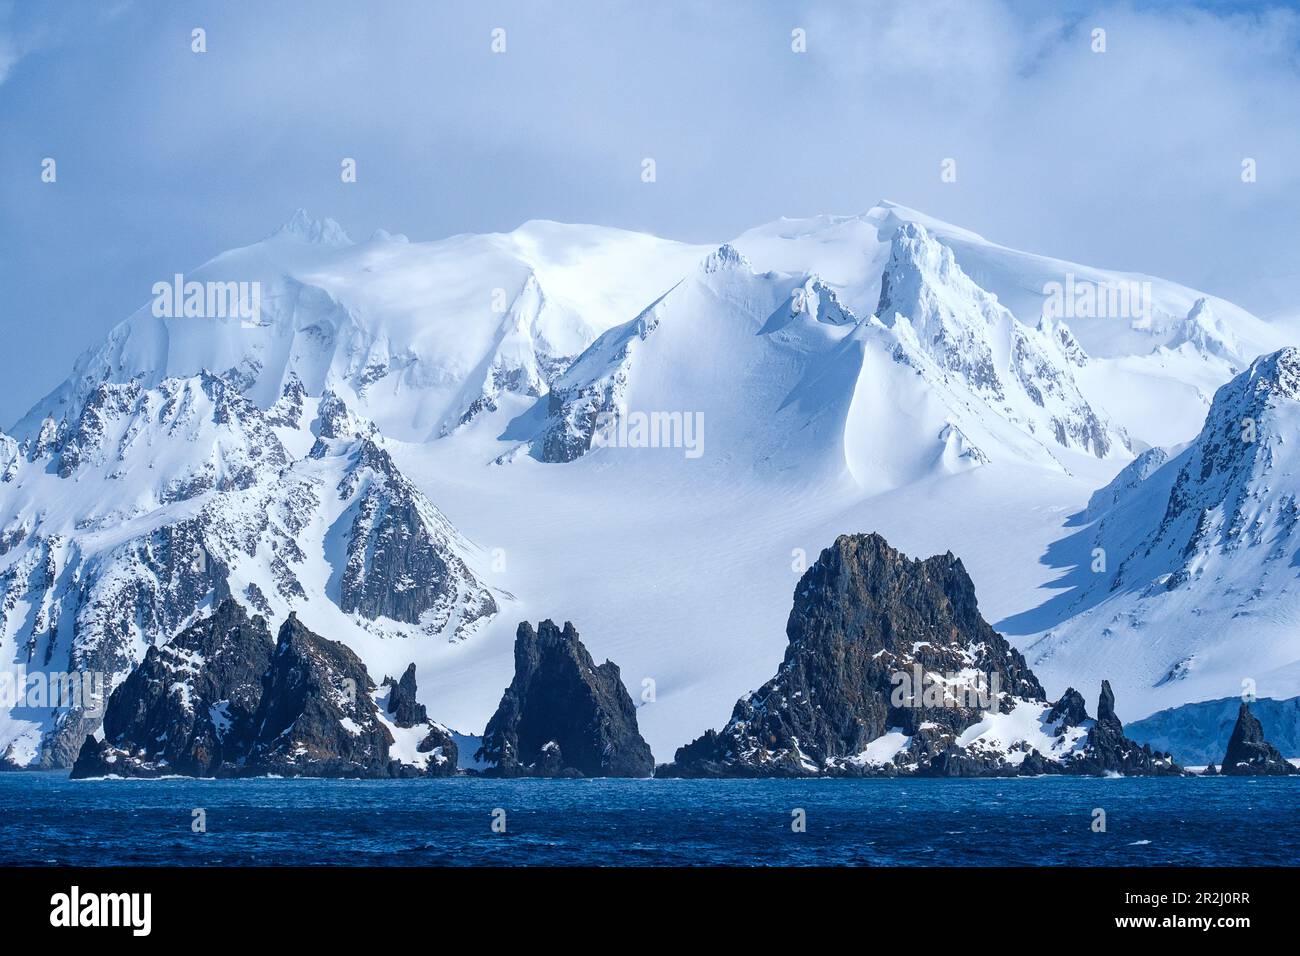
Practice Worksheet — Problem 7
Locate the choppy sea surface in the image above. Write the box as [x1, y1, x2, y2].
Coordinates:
[1, 773, 1295, 866]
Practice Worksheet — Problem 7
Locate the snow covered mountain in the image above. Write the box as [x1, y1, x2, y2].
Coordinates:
[1021, 347, 1300, 717]
[0, 371, 499, 768]
[508, 221, 1129, 492]
[15, 214, 711, 446]
[735, 201, 1281, 450]
[2, 204, 1295, 766]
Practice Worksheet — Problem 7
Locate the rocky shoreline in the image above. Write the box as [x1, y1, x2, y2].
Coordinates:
[67, 535, 1295, 781]
[71, 600, 458, 779]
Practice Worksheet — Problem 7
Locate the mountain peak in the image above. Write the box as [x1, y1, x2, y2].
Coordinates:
[1082, 344, 1300, 612]
[270, 209, 353, 247]
[1167, 295, 1240, 362]
[875, 219, 1117, 460]
[889, 220, 951, 270]
[1197, 346, 1300, 440]
[700, 243, 751, 274]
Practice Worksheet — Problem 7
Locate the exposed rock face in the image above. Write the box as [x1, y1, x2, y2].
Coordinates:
[334, 437, 497, 636]
[375, 662, 458, 777]
[1, 370, 499, 769]
[384, 663, 428, 727]
[71, 602, 456, 778]
[1220, 702, 1299, 775]
[243, 613, 395, 777]
[476, 620, 654, 777]
[1055, 680, 1182, 776]
[531, 313, 651, 464]
[70, 598, 272, 778]
[663, 533, 1041, 777]
[661, 533, 1181, 778]
[411, 723, 458, 776]
[265, 374, 307, 428]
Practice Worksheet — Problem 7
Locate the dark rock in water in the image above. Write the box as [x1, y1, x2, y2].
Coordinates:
[1056, 681, 1182, 776]
[245, 612, 396, 777]
[661, 533, 1043, 777]
[1125, 695, 1300, 766]
[378, 662, 457, 778]
[384, 663, 428, 728]
[1203, 763, 1219, 776]
[1220, 702, 1298, 775]
[71, 603, 457, 779]
[412, 723, 459, 777]
[659, 533, 1182, 778]
[71, 598, 273, 779]
[476, 620, 654, 777]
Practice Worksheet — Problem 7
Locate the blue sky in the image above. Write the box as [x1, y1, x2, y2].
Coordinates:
[3, 0, 1300, 425]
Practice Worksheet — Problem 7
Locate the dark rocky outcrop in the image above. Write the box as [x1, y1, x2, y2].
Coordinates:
[1219, 702, 1298, 775]
[242, 612, 395, 777]
[71, 602, 456, 778]
[660, 533, 1181, 778]
[383, 663, 428, 727]
[1046, 687, 1089, 728]
[70, 598, 272, 778]
[1052, 680, 1182, 776]
[379, 663, 458, 778]
[410, 723, 458, 776]
[661, 533, 1041, 777]
[333, 436, 498, 638]
[476, 620, 653, 777]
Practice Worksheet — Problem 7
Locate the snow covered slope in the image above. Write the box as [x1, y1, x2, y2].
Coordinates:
[0, 372, 501, 767]
[735, 201, 1285, 450]
[508, 222, 1128, 494]
[2, 202, 1294, 764]
[1020, 348, 1300, 716]
[15, 213, 711, 446]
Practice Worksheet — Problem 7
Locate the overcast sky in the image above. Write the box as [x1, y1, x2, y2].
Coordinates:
[3, 0, 1299, 426]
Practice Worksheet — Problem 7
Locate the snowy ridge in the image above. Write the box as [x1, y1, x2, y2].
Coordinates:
[875, 222, 1123, 462]
[0, 368, 500, 768]
[14, 214, 710, 446]
[1024, 348, 1300, 719]
[515, 222, 1132, 492]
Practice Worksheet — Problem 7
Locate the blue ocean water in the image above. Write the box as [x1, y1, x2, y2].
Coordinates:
[0, 772, 1295, 866]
